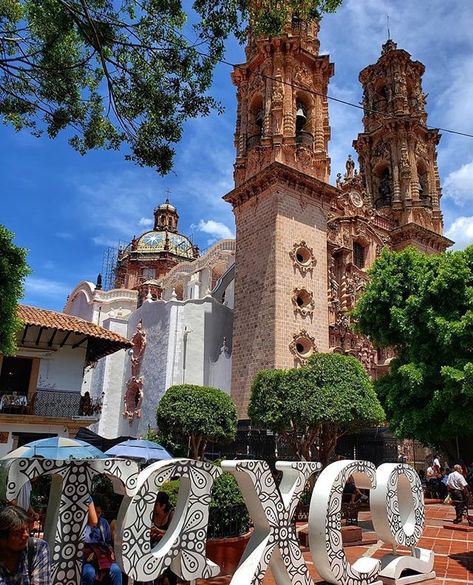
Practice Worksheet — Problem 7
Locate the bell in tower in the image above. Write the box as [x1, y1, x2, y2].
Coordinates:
[232, 12, 334, 186]
[353, 39, 450, 251]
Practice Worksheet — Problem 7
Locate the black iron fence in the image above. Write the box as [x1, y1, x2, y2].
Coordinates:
[206, 426, 399, 469]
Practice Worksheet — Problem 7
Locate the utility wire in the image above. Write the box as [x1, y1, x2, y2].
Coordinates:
[174, 36, 473, 140]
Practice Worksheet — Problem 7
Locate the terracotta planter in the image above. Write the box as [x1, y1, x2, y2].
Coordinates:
[206, 531, 252, 576]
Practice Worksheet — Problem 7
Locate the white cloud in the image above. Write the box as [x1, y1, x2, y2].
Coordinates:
[443, 161, 473, 205]
[56, 232, 74, 240]
[72, 169, 157, 241]
[138, 217, 153, 228]
[91, 235, 121, 248]
[445, 216, 473, 250]
[192, 220, 234, 243]
[24, 277, 71, 299]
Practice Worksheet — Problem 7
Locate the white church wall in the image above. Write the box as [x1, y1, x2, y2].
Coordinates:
[223, 279, 234, 309]
[37, 346, 86, 392]
[66, 287, 95, 322]
[164, 298, 233, 393]
[97, 318, 129, 438]
[209, 344, 232, 394]
[106, 296, 234, 437]
[124, 300, 173, 437]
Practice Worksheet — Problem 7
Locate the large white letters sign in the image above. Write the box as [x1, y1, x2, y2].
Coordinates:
[371, 464, 435, 584]
[117, 458, 221, 582]
[2, 458, 433, 585]
[223, 460, 320, 585]
[5, 457, 138, 585]
[310, 460, 381, 585]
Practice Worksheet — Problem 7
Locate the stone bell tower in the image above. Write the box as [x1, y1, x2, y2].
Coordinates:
[354, 40, 451, 253]
[225, 16, 339, 419]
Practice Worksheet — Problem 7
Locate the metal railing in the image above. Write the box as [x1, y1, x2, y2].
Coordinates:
[32, 390, 86, 418]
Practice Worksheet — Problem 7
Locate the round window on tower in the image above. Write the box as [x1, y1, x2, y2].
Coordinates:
[292, 288, 315, 317]
[290, 241, 317, 275]
[289, 330, 317, 364]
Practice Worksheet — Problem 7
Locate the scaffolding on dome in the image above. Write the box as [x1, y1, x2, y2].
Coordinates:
[101, 244, 123, 291]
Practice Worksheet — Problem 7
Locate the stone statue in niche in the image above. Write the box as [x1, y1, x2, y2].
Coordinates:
[124, 376, 144, 423]
[345, 154, 355, 179]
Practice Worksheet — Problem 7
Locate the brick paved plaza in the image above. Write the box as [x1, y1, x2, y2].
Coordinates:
[196, 504, 473, 585]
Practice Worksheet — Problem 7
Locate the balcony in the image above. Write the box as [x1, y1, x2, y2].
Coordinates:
[0, 389, 100, 419]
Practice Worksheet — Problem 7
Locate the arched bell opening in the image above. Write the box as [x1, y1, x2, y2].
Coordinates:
[247, 95, 264, 149]
[374, 163, 392, 209]
[416, 160, 431, 206]
[294, 93, 313, 147]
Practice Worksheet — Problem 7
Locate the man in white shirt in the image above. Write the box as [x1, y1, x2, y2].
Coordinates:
[447, 464, 469, 524]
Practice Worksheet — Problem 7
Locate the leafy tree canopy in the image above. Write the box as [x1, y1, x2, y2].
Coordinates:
[156, 384, 237, 460]
[352, 246, 473, 456]
[248, 353, 384, 464]
[0, 225, 29, 356]
[0, 0, 342, 173]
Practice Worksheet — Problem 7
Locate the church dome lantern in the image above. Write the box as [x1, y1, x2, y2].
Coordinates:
[154, 198, 179, 232]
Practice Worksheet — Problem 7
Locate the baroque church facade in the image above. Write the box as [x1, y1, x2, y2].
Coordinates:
[65, 19, 451, 437]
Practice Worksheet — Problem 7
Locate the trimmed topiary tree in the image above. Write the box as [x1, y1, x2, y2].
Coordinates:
[249, 353, 385, 465]
[156, 384, 237, 460]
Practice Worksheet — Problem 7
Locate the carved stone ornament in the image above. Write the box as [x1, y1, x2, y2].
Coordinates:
[292, 287, 316, 317]
[415, 140, 428, 158]
[349, 190, 364, 208]
[130, 320, 147, 377]
[124, 376, 144, 423]
[289, 330, 317, 364]
[296, 146, 313, 168]
[272, 78, 284, 106]
[373, 140, 390, 162]
[249, 71, 264, 96]
[290, 241, 317, 275]
[294, 65, 312, 89]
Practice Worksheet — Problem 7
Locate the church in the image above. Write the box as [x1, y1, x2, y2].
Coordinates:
[64, 17, 452, 439]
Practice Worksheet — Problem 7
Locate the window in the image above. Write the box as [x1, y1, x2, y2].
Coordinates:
[0, 357, 33, 396]
[142, 268, 155, 280]
[353, 242, 365, 269]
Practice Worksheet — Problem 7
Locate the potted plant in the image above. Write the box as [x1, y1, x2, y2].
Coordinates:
[206, 471, 251, 576]
[161, 471, 251, 577]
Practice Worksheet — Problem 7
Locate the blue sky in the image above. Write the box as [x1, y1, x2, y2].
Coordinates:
[2, 0, 473, 312]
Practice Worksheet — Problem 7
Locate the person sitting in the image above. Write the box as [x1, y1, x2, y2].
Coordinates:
[0, 505, 51, 584]
[151, 492, 176, 585]
[343, 476, 366, 503]
[81, 497, 122, 585]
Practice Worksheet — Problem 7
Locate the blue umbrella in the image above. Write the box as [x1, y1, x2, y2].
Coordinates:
[1, 437, 107, 459]
[105, 439, 173, 461]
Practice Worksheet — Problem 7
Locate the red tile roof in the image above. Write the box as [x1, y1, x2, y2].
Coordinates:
[18, 305, 131, 363]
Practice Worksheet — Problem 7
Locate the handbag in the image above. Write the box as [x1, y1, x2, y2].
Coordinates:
[83, 520, 116, 571]
[83, 542, 115, 571]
